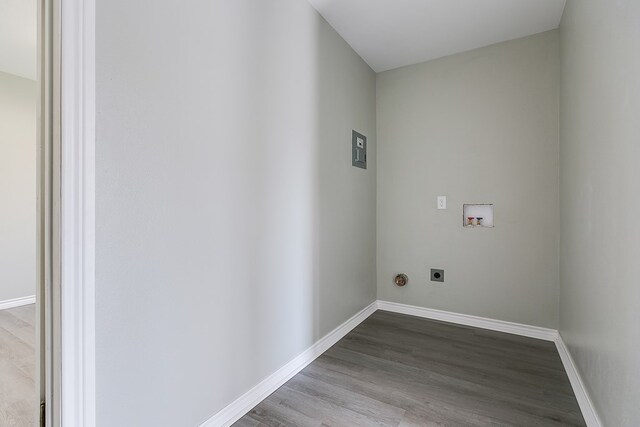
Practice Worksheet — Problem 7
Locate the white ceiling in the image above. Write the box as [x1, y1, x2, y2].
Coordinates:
[308, 0, 566, 72]
[0, 0, 37, 79]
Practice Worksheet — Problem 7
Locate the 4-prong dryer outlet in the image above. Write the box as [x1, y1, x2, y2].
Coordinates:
[431, 269, 444, 282]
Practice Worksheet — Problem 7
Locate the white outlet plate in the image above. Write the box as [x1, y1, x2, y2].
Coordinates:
[437, 196, 447, 210]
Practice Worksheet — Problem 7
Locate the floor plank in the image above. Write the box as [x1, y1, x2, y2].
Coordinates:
[0, 304, 36, 426]
[235, 311, 585, 427]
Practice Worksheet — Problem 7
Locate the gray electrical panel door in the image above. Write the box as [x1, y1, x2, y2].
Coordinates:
[352, 130, 367, 169]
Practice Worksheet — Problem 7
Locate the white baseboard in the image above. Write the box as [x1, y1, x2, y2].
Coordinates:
[378, 300, 601, 425]
[555, 335, 602, 427]
[200, 301, 378, 427]
[202, 300, 600, 427]
[376, 300, 559, 341]
[0, 295, 36, 310]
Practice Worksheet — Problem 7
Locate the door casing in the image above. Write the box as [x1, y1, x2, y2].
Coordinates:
[38, 0, 96, 425]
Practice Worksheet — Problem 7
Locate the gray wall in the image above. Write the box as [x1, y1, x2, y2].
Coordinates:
[0, 71, 36, 302]
[560, 1, 640, 425]
[95, 0, 376, 425]
[377, 31, 560, 328]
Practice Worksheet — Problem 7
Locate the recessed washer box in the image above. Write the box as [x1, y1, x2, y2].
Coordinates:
[463, 204, 494, 228]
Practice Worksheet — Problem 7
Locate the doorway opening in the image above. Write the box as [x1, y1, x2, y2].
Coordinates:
[0, 0, 72, 424]
[0, 0, 40, 423]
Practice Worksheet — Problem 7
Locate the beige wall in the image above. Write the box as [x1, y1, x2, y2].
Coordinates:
[0, 71, 36, 302]
[95, 0, 376, 425]
[559, 1, 640, 425]
[377, 31, 560, 328]
[93, 0, 640, 423]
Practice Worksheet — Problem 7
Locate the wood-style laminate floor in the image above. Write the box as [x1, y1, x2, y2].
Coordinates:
[235, 310, 585, 427]
[0, 304, 36, 426]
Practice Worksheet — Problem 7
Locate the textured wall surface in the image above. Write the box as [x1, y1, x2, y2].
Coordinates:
[560, 1, 640, 425]
[96, 1, 376, 425]
[377, 31, 560, 328]
[0, 71, 36, 302]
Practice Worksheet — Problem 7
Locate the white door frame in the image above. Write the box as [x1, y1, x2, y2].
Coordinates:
[37, 0, 62, 423]
[49, 0, 96, 425]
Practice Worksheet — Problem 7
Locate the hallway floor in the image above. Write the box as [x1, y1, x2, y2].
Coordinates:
[235, 310, 585, 426]
[0, 304, 36, 425]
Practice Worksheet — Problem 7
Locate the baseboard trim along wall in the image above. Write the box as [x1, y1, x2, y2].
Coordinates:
[555, 335, 603, 427]
[379, 300, 602, 426]
[376, 300, 559, 341]
[0, 295, 36, 310]
[203, 299, 601, 427]
[200, 300, 378, 427]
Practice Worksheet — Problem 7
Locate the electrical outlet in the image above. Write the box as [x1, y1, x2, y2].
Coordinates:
[437, 196, 447, 210]
[430, 268, 444, 282]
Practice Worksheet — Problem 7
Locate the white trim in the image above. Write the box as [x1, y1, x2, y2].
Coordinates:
[200, 301, 378, 427]
[377, 301, 601, 424]
[555, 335, 602, 427]
[0, 296, 36, 310]
[201, 301, 599, 427]
[376, 300, 559, 341]
[60, 0, 96, 425]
